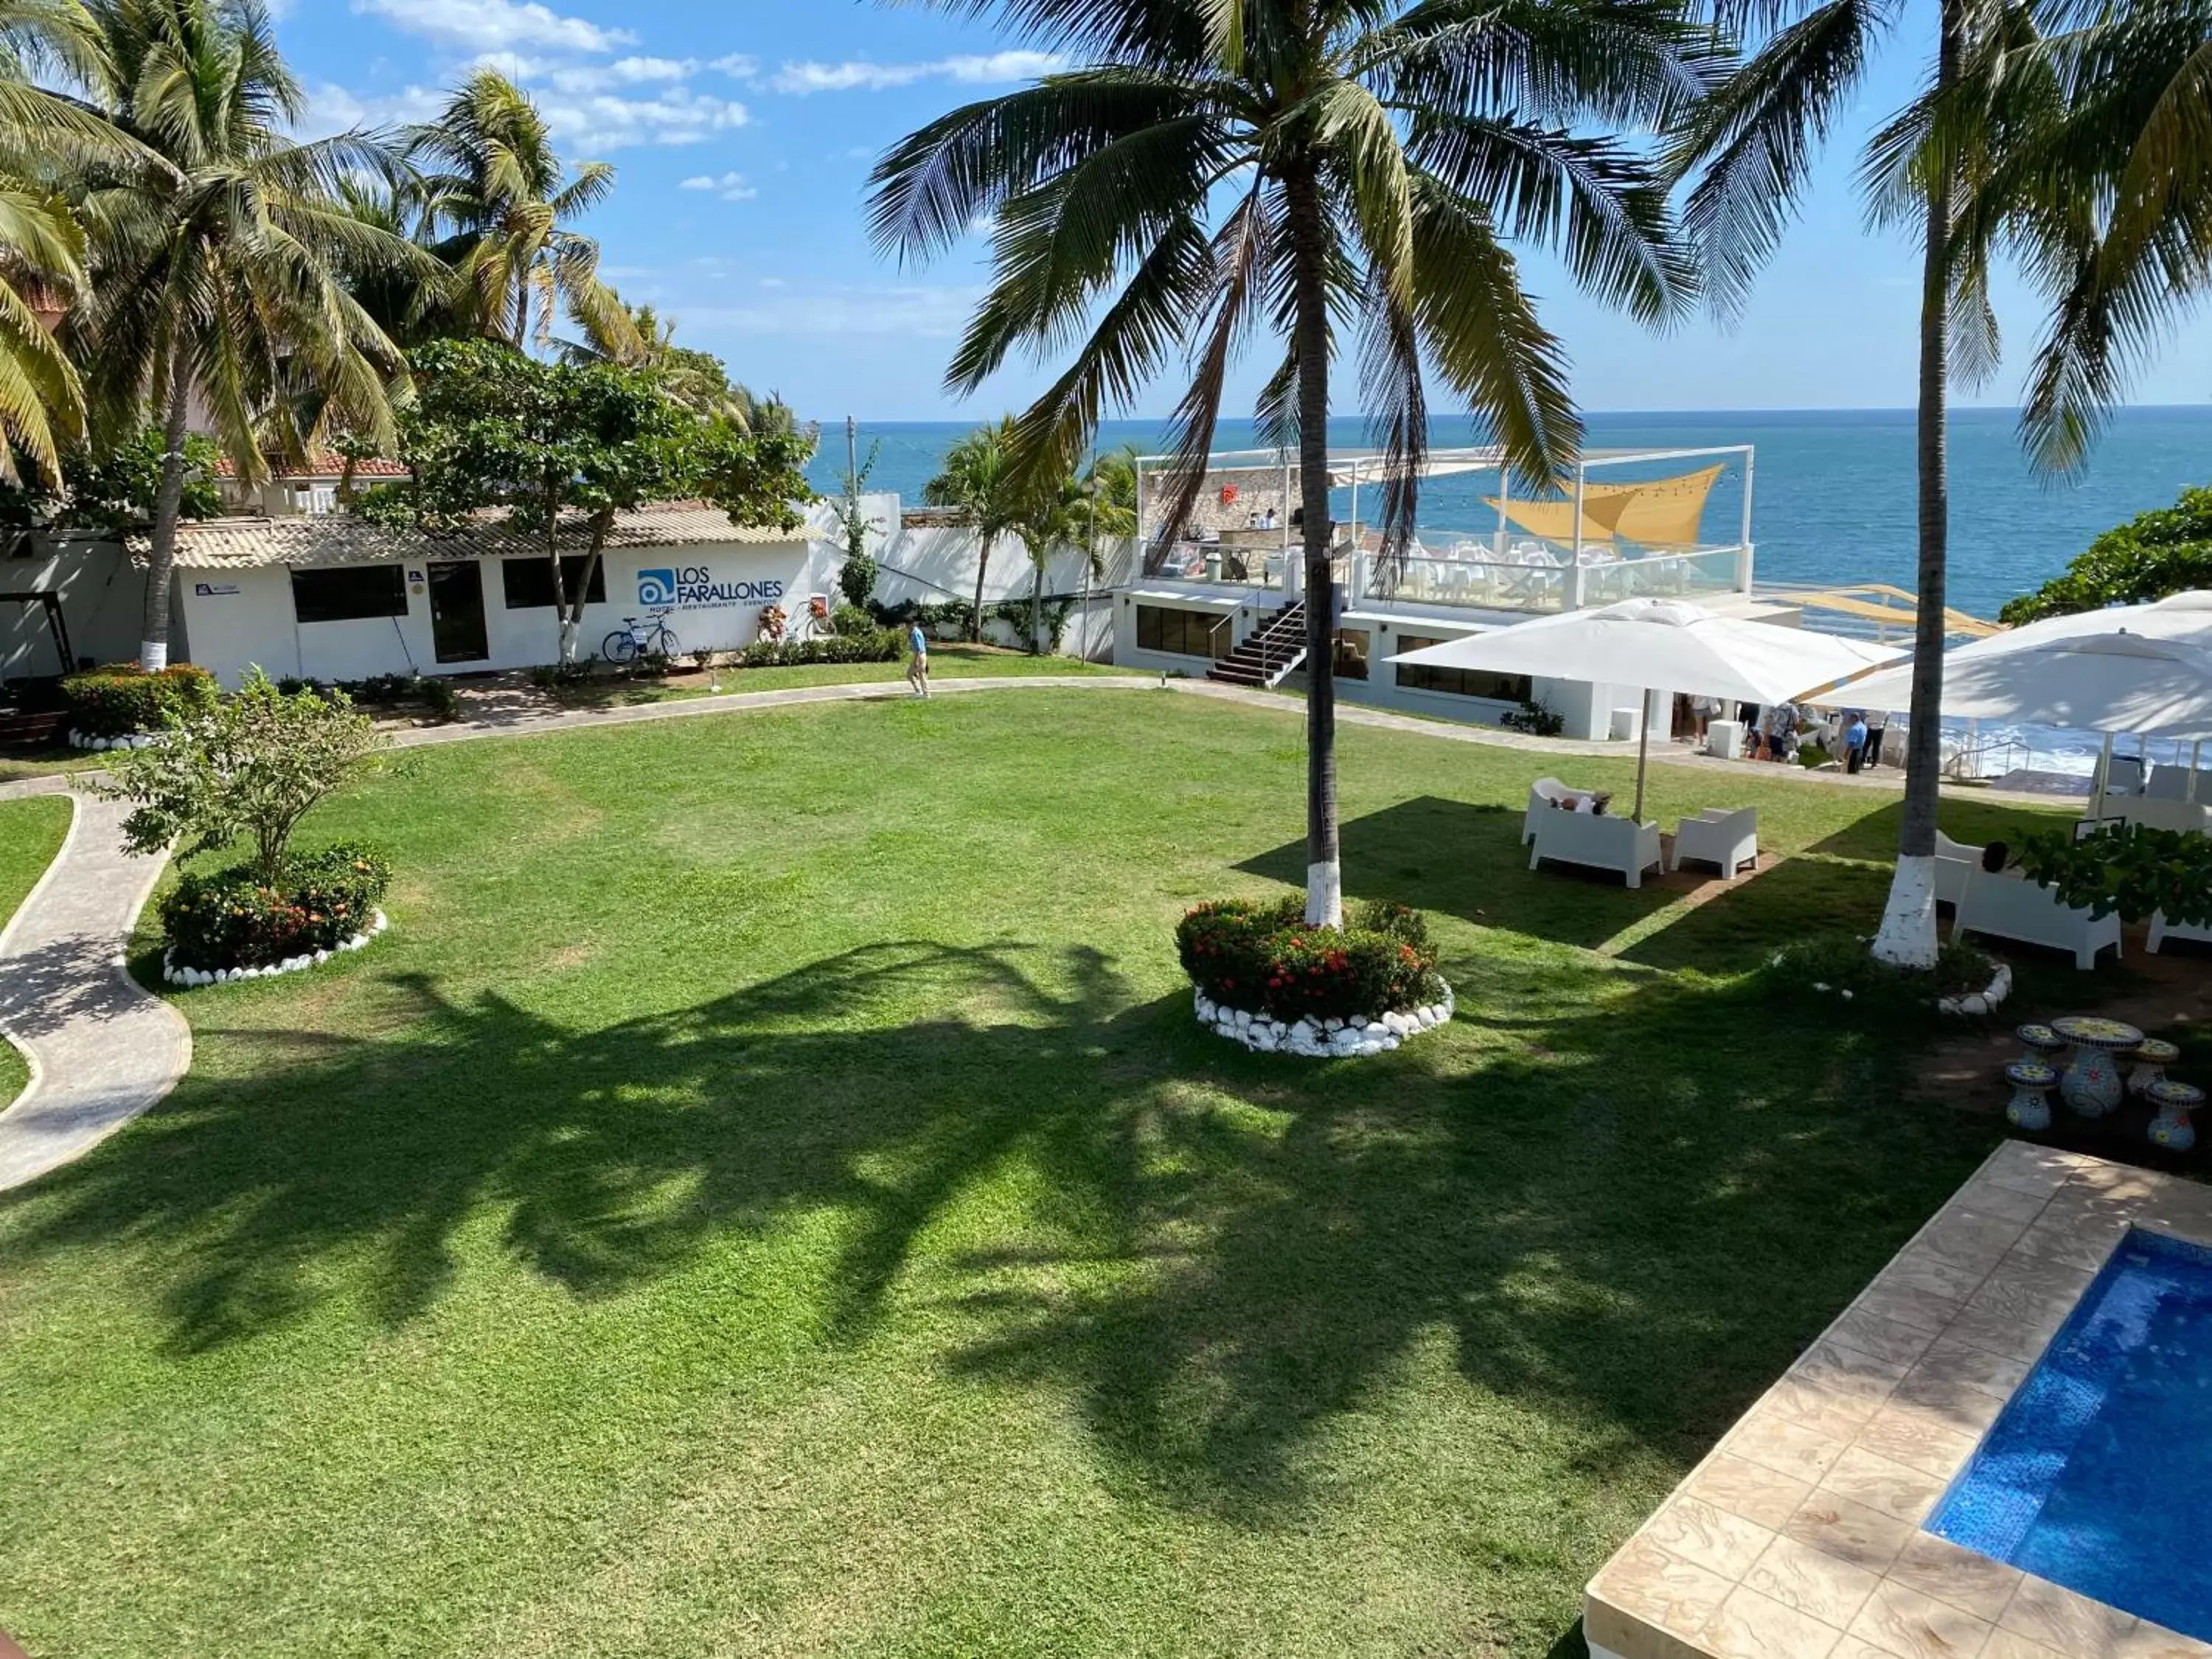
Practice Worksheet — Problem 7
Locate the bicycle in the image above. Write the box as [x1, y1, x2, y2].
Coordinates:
[602, 610, 681, 664]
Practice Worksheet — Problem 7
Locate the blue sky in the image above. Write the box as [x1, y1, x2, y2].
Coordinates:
[282, 0, 2212, 423]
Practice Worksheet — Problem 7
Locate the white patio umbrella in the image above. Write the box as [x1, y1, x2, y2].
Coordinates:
[1386, 598, 1905, 821]
[1840, 626, 2212, 801]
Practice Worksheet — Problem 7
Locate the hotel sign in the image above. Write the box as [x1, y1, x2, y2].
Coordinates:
[637, 566, 785, 612]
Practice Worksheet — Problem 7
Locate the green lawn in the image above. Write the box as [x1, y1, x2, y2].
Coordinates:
[0, 793, 72, 1107]
[0, 692, 2079, 1657]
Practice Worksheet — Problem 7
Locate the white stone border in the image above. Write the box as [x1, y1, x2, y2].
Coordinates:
[161, 909, 387, 987]
[1938, 960, 2013, 1017]
[1194, 981, 1455, 1057]
[67, 729, 161, 751]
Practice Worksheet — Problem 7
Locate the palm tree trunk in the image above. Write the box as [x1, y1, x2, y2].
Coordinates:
[1029, 558, 1044, 654]
[971, 530, 991, 644]
[1285, 164, 1342, 928]
[1873, 0, 1961, 969]
[139, 345, 193, 673]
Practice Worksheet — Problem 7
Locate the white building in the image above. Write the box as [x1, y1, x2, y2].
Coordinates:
[150, 503, 828, 687]
[1105, 442, 1839, 741]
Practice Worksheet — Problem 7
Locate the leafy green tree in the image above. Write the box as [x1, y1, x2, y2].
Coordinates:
[0, 424, 221, 533]
[406, 71, 639, 360]
[102, 667, 388, 884]
[72, 0, 434, 673]
[2001, 487, 2212, 623]
[923, 417, 1028, 644]
[874, 0, 1701, 923]
[363, 338, 813, 661]
[833, 424, 883, 608]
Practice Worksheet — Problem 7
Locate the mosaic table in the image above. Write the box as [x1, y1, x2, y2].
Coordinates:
[2052, 1015, 2145, 1119]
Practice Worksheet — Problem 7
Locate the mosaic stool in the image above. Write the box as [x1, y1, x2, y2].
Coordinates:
[2015, 1022, 2067, 1069]
[2147, 1079, 2204, 1152]
[2128, 1037, 2182, 1098]
[2006, 1060, 2058, 1133]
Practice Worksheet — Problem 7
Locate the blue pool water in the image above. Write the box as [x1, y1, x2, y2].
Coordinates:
[1930, 1228, 2212, 1640]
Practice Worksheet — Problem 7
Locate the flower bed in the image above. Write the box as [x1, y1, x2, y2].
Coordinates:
[1175, 896, 1450, 1057]
[156, 843, 392, 979]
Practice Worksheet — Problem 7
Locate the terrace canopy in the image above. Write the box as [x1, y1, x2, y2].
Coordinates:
[1388, 599, 1902, 821]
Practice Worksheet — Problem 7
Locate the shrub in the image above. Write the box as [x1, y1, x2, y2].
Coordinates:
[832, 602, 873, 636]
[417, 676, 463, 723]
[735, 628, 904, 669]
[2014, 821, 2212, 928]
[529, 661, 594, 691]
[101, 669, 388, 884]
[1175, 895, 1444, 1022]
[838, 547, 878, 608]
[1499, 698, 1565, 737]
[62, 662, 218, 737]
[159, 842, 392, 970]
[869, 597, 977, 640]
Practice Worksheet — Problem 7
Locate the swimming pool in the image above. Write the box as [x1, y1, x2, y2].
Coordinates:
[1930, 1226, 2212, 1641]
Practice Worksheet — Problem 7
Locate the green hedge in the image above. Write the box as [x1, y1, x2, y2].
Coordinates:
[159, 842, 392, 971]
[62, 662, 218, 737]
[1175, 895, 1444, 1022]
[734, 628, 904, 669]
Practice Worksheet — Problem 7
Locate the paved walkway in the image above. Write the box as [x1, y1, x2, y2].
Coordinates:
[0, 667, 2074, 1193]
[0, 787, 192, 1192]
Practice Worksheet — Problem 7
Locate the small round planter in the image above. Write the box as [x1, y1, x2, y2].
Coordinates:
[161, 910, 388, 988]
[1938, 961, 2013, 1018]
[1194, 981, 1455, 1058]
[68, 729, 163, 751]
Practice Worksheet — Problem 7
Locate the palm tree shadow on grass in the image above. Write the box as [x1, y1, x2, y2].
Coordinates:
[4, 936, 1992, 1520]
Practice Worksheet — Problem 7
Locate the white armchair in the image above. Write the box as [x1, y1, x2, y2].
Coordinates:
[1528, 811, 1663, 888]
[1955, 866, 2121, 970]
[1671, 808, 1759, 879]
[1934, 831, 1983, 911]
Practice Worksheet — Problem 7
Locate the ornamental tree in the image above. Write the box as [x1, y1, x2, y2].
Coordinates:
[100, 669, 389, 885]
[2001, 487, 2212, 625]
[2014, 823, 2212, 930]
[361, 339, 815, 662]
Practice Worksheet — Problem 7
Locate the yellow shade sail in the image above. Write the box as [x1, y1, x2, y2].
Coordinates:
[1484, 464, 1726, 549]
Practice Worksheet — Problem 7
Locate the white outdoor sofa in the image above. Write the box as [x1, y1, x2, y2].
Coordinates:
[1529, 810, 1663, 888]
[1934, 831, 1982, 911]
[1670, 808, 1759, 878]
[2092, 795, 2212, 835]
[1954, 866, 2121, 969]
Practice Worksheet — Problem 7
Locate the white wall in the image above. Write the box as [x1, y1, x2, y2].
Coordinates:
[177, 538, 828, 687]
[0, 538, 146, 676]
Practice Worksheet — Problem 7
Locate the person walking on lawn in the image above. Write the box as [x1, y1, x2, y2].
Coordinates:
[905, 621, 931, 698]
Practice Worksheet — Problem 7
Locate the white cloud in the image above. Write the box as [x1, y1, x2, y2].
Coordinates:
[300, 80, 446, 135]
[536, 86, 750, 148]
[680, 170, 756, 201]
[354, 0, 633, 54]
[709, 53, 759, 81]
[770, 50, 1061, 95]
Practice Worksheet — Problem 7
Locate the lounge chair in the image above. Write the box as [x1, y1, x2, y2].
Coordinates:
[1954, 866, 2121, 970]
[1528, 810, 1663, 888]
[1671, 808, 1759, 878]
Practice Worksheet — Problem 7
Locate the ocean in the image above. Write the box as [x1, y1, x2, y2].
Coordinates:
[808, 406, 2212, 779]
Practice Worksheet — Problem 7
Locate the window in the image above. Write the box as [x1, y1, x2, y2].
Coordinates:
[1135, 603, 1230, 659]
[291, 564, 406, 625]
[1333, 628, 1371, 681]
[501, 554, 608, 610]
[1394, 634, 1531, 702]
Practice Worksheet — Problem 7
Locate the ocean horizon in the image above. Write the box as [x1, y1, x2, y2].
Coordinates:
[807, 405, 2212, 626]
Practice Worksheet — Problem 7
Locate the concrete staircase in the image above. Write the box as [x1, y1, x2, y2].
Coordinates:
[1206, 602, 1308, 689]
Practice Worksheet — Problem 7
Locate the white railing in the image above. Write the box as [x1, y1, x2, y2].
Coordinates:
[1367, 543, 1747, 613]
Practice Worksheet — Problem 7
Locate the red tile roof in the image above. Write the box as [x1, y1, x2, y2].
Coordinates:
[210, 451, 411, 480]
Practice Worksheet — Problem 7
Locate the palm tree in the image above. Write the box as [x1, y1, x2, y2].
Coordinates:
[1670, 0, 2211, 967]
[407, 70, 640, 361]
[874, 0, 1703, 925]
[0, 0, 121, 480]
[1010, 466, 1091, 654]
[74, 0, 438, 670]
[924, 416, 1029, 643]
